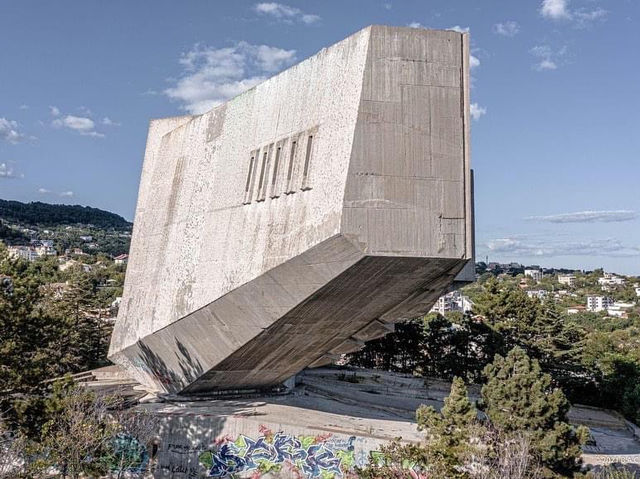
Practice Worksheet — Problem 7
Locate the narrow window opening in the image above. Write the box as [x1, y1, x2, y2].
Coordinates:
[301, 135, 313, 190]
[245, 156, 255, 193]
[243, 155, 256, 204]
[285, 140, 297, 194]
[256, 150, 269, 202]
[257, 151, 267, 192]
[270, 146, 281, 198]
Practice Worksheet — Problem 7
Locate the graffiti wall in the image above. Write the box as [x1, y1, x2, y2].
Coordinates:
[156, 424, 377, 479]
[199, 427, 356, 478]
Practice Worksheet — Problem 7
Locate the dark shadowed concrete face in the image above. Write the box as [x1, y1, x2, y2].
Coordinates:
[108, 25, 475, 395]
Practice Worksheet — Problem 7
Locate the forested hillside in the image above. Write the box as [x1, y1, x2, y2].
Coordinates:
[0, 199, 131, 230]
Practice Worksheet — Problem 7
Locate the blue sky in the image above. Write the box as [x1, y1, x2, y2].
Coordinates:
[1, 0, 638, 274]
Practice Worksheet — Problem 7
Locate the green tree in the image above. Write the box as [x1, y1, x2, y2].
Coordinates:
[473, 278, 595, 404]
[39, 381, 119, 479]
[346, 319, 424, 373]
[357, 377, 479, 479]
[0, 245, 110, 436]
[599, 355, 640, 424]
[481, 347, 589, 475]
[416, 377, 478, 478]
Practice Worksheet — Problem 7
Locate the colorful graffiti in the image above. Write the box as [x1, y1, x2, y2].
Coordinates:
[197, 427, 357, 478]
[105, 433, 150, 474]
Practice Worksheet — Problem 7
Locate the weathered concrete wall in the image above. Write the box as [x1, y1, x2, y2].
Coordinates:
[140, 368, 427, 478]
[112, 29, 371, 354]
[344, 26, 470, 259]
[150, 405, 402, 478]
[109, 25, 474, 394]
[96, 367, 639, 478]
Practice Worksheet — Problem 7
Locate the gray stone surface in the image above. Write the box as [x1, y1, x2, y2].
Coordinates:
[109, 25, 474, 394]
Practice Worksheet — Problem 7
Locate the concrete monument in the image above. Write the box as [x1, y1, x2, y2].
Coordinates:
[108, 25, 475, 395]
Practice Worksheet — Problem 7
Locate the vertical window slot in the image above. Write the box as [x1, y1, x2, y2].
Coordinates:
[301, 135, 313, 190]
[243, 155, 255, 204]
[270, 146, 281, 198]
[285, 140, 297, 194]
[257, 150, 268, 202]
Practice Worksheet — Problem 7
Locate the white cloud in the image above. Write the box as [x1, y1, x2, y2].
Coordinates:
[493, 21, 520, 37]
[384, 3, 392, 10]
[81, 131, 105, 138]
[530, 44, 565, 71]
[38, 187, 74, 198]
[530, 45, 552, 58]
[536, 59, 557, 71]
[165, 41, 297, 114]
[526, 210, 638, 223]
[408, 22, 424, 29]
[51, 114, 104, 137]
[19, 104, 29, 110]
[253, 44, 297, 72]
[0, 162, 20, 179]
[49, 106, 60, 117]
[102, 117, 121, 126]
[449, 25, 469, 34]
[574, 7, 607, 28]
[540, 0, 607, 26]
[0, 117, 27, 144]
[540, 0, 571, 20]
[254, 3, 320, 24]
[470, 103, 486, 121]
[470, 55, 480, 69]
[485, 236, 640, 258]
[55, 115, 94, 131]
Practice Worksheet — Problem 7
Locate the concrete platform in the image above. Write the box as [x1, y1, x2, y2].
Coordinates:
[80, 366, 640, 477]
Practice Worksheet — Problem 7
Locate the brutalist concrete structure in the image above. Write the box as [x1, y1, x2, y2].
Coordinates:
[108, 25, 475, 395]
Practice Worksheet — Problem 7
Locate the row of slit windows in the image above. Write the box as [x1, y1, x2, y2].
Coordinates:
[243, 130, 315, 205]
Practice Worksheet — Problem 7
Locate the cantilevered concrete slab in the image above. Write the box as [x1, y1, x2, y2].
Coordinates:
[109, 25, 475, 395]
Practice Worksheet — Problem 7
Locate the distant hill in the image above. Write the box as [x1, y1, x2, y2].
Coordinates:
[0, 199, 132, 230]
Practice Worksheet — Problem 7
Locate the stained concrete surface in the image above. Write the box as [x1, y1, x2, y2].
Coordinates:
[83, 366, 640, 477]
[109, 25, 475, 395]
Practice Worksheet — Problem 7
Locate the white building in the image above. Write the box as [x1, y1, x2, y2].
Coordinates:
[114, 254, 129, 265]
[35, 245, 57, 256]
[524, 269, 543, 282]
[527, 290, 548, 300]
[567, 305, 587, 314]
[430, 290, 474, 315]
[111, 296, 122, 308]
[607, 301, 635, 318]
[598, 273, 625, 287]
[587, 296, 614, 312]
[7, 246, 39, 262]
[31, 239, 54, 248]
[558, 274, 576, 287]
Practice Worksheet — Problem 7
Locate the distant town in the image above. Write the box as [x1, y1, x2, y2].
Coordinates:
[434, 262, 639, 321]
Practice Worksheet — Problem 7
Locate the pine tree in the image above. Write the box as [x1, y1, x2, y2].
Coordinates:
[481, 347, 589, 475]
[416, 377, 478, 478]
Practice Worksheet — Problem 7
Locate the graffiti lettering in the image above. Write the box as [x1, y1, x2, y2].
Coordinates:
[198, 430, 356, 478]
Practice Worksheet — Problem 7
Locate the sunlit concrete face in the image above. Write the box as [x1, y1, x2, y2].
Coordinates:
[108, 25, 474, 395]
